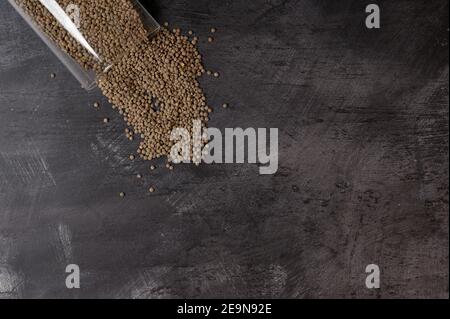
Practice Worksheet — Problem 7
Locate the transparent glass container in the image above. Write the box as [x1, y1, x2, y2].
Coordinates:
[8, 0, 160, 90]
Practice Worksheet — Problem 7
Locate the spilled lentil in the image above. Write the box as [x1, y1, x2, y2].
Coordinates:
[16, 0, 211, 162]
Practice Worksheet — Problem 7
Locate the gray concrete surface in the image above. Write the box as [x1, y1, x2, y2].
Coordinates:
[0, 0, 448, 298]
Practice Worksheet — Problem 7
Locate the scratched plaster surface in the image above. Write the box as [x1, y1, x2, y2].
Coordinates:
[0, 0, 448, 299]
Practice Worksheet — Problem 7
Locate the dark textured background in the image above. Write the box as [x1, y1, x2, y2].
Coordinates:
[0, 0, 448, 299]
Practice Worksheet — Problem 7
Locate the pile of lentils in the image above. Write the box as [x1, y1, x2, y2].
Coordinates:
[97, 28, 210, 160]
[15, 0, 212, 161]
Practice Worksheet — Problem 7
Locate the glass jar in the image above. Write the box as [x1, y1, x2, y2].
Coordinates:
[8, 0, 160, 90]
